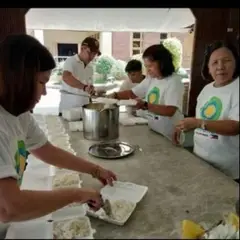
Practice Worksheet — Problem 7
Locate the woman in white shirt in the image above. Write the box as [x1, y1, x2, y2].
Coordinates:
[108, 44, 184, 140]
[0, 35, 116, 231]
[173, 41, 239, 182]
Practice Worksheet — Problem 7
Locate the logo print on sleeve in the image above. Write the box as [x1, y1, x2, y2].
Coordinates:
[14, 140, 27, 185]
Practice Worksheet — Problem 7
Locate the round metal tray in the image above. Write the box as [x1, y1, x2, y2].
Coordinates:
[88, 141, 135, 159]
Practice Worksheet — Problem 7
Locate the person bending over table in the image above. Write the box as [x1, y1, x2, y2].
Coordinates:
[59, 37, 101, 116]
[108, 43, 185, 140]
[173, 40, 239, 183]
[0, 35, 117, 230]
[120, 59, 145, 116]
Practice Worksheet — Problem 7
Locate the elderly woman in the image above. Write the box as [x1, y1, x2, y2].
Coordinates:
[108, 44, 184, 140]
[173, 41, 239, 182]
[0, 34, 117, 233]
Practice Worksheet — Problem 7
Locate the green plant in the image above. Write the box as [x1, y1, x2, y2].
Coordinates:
[51, 61, 65, 77]
[162, 37, 183, 72]
[94, 55, 115, 76]
[110, 59, 127, 80]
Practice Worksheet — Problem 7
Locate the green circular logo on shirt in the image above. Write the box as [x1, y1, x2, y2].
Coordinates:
[200, 96, 223, 120]
[147, 87, 160, 104]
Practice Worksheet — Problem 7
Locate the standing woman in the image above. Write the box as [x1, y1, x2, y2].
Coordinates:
[0, 35, 117, 237]
[173, 41, 239, 182]
[108, 44, 185, 140]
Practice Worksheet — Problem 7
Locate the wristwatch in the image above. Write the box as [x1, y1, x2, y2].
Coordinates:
[143, 101, 148, 110]
[83, 85, 87, 92]
[201, 120, 206, 130]
[113, 92, 118, 99]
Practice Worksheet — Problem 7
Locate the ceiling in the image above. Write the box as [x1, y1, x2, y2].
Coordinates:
[26, 8, 195, 32]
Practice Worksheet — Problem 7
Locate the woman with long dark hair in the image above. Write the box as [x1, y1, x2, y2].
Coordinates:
[0, 35, 116, 234]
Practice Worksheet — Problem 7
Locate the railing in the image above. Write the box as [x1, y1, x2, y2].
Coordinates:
[53, 56, 71, 64]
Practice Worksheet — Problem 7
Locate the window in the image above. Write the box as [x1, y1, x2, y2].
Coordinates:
[160, 33, 168, 40]
[131, 32, 143, 56]
[133, 32, 141, 39]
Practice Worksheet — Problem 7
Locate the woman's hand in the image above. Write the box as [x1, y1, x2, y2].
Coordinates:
[106, 92, 117, 99]
[176, 117, 201, 132]
[172, 127, 182, 145]
[79, 188, 104, 211]
[135, 99, 147, 110]
[92, 166, 117, 186]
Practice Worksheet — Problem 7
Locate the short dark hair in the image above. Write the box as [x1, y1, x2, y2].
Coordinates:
[142, 44, 175, 78]
[0, 34, 56, 116]
[125, 59, 142, 73]
[201, 40, 240, 81]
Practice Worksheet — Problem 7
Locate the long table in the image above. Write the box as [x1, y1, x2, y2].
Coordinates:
[5, 116, 239, 239]
[66, 123, 238, 239]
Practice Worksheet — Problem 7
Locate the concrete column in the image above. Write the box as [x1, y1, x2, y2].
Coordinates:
[188, 8, 229, 117]
[0, 8, 26, 42]
[100, 32, 112, 55]
[33, 29, 44, 45]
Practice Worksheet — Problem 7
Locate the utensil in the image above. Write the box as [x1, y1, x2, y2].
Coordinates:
[102, 199, 112, 216]
[87, 199, 112, 216]
[198, 220, 223, 238]
[100, 103, 111, 113]
[60, 90, 100, 99]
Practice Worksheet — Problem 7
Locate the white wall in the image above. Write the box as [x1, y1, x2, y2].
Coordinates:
[100, 32, 112, 55]
[42, 30, 97, 56]
[34, 30, 44, 45]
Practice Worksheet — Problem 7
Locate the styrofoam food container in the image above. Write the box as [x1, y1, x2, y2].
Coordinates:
[6, 210, 95, 239]
[52, 201, 87, 221]
[87, 181, 148, 225]
[52, 215, 95, 239]
[49, 165, 82, 178]
[20, 171, 52, 192]
[49, 134, 70, 142]
[69, 121, 83, 132]
[62, 108, 82, 121]
[51, 172, 82, 190]
[6, 221, 52, 239]
[94, 97, 118, 105]
[117, 99, 137, 106]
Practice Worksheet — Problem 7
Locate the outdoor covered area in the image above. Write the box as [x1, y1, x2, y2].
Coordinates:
[0, 8, 239, 240]
[0, 8, 238, 116]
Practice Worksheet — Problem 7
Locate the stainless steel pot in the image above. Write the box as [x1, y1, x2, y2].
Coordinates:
[82, 103, 119, 141]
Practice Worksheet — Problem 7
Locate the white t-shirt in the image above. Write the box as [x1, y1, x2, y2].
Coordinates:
[119, 78, 138, 91]
[194, 78, 239, 179]
[120, 78, 146, 117]
[132, 74, 184, 140]
[0, 106, 47, 185]
[59, 54, 94, 112]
